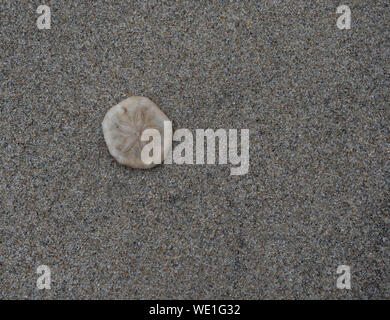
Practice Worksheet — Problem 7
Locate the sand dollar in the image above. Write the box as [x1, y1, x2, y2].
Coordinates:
[102, 96, 171, 169]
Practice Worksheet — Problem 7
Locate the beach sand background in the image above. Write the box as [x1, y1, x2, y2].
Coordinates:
[0, 0, 388, 299]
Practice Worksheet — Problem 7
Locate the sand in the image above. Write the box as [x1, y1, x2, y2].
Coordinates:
[0, 0, 388, 299]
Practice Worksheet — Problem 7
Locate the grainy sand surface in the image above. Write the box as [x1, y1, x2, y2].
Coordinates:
[1, 0, 389, 299]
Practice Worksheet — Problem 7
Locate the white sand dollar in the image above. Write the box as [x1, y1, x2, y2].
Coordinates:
[102, 96, 171, 169]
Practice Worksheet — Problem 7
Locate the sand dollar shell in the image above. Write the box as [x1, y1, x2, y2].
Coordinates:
[102, 96, 171, 169]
